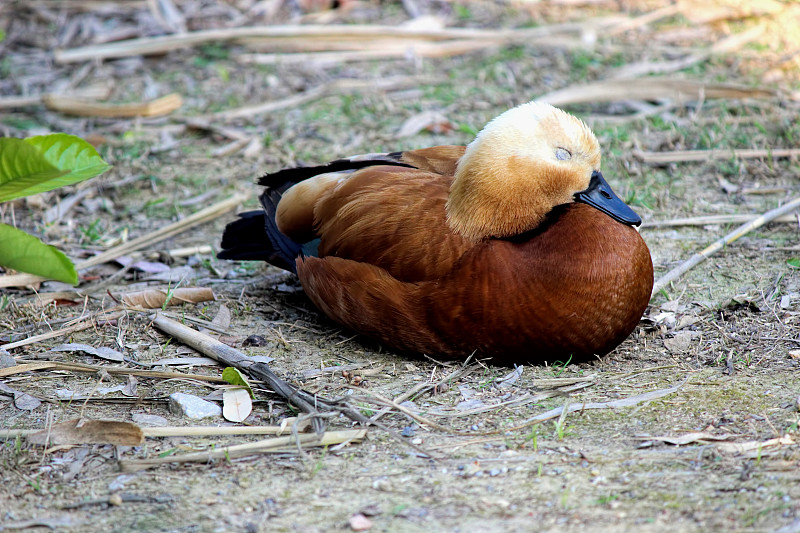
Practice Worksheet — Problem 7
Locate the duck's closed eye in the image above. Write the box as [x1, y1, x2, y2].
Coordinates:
[555, 148, 571, 161]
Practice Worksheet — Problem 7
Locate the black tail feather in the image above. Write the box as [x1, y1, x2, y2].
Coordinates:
[217, 209, 301, 274]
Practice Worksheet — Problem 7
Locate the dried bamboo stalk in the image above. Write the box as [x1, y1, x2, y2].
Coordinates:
[42, 93, 183, 118]
[651, 196, 800, 298]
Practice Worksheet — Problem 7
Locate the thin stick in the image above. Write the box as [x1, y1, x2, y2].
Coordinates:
[636, 147, 800, 164]
[652, 196, 800, 298]
[0, 193, 247, 288]
[118, 429, 367, 471]
[1, 311, 124, 351]
[2, 360, 229, 383]
[643, 213, 797, 228]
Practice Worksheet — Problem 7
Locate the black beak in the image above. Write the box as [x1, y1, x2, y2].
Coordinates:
[574, 171, 642, 227]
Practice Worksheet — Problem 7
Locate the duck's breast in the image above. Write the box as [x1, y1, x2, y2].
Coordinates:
[419, 202, 654, 362]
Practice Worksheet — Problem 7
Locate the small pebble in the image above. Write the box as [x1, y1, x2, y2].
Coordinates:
[169, 392, 221, 419]
[410, 438, 422, 445]
[108, 494, 123, 506]
[349, 513, 372, 531]
[489, 469, 501, 477]
[401, 426, 416, 438]
[242, 335, 268, 347]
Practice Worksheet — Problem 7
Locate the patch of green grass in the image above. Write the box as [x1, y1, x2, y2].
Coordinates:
[594, 493, 619, 506]
[77, 218, 105, 244]
[1, 116, 43, 131]
[193, 43, 230, 67]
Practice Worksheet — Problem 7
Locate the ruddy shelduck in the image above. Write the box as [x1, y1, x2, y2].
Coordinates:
[219, 102, 654, 364]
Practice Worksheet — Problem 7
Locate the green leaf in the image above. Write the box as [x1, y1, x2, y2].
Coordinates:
[221, 367, 254, 399]
[788, 258, 800, 268]
[0, 223, 78, 285]
[0, 134, 111, 202]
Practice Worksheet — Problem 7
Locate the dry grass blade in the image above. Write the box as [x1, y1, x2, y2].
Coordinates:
[635, 147, 800, 164]
[42, 93, 182, 118]
[0, 193, 247, 288]
[1, 311, 124, 351]
[651, 196, 800, 298]
[118, 429, 367, 472]
[53, 22, 614, 63]
[537, 79, 775, 107]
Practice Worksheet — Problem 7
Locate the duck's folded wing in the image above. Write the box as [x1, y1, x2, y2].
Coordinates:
[311, 164, 474, 282]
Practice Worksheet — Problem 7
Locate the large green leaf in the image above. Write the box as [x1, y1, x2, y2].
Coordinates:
[0, 223, 78, 285]
[0, 134, 111, 202]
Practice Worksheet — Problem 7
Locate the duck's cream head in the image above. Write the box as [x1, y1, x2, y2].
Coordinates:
[446, 101, 639, 241]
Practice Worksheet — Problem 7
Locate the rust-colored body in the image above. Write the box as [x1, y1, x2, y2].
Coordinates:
[219, 103, 654, 364]
[294, 150, 653, 363]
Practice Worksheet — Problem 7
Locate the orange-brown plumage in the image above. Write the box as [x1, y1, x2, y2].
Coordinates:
[219, 102, 654, 364]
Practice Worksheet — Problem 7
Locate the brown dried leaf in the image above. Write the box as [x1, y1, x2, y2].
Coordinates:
[397, 111, 454, 138]
[120, 287, 215, 308]
[27, 419, 145, 446]
[211, 304, 231, 330]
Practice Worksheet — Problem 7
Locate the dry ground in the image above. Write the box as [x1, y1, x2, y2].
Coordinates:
[1, 1, 799, 532]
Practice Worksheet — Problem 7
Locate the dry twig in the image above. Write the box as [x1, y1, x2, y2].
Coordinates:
[118, 430, 367, 471]
[651, 196, 800, 298]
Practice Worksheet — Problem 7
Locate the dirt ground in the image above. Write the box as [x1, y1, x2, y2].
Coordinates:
[1, 1, 799, 532]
